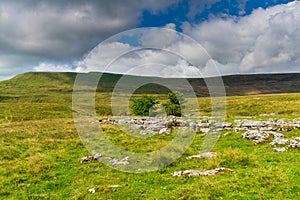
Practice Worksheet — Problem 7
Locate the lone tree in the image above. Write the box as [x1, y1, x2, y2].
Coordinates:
[163, 91, 185, 117]
[131, 95, 158, 116]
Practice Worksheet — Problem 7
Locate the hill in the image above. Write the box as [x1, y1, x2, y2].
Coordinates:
[1, 72, 300, 96]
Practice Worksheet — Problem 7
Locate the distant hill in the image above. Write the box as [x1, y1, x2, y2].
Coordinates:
[0, 72, 300, 96]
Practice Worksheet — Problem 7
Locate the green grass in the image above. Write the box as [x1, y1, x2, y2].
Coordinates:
[0, 73, 299, 199]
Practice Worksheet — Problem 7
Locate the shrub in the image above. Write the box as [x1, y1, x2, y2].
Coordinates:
[168, 91, 185, 105]
[131, 95, 158, 116]
[163, 91, 185, 117]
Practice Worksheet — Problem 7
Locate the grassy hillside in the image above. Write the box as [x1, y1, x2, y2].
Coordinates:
[1, 72, 300, 96]
[0, 72, 299, 199]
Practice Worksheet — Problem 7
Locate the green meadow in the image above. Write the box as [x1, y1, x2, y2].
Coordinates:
[0, 72, 299, 199]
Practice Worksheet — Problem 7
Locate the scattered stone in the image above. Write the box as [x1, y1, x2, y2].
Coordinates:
[172, 171, 184, 177]
[80, 154, 130, 166]
[88, 185, 122, 193]
[273, 147, 287, 152]
[80, 156, 93, 163]
[242, 130, 294, 147]
[236, 120, 267, 128]
[186, 152, 217, 159]
[93, 153, 103, 160]
[223, 132, 230, 137]
[290, 139, 300, 149]
[88, 188, 95, 193]
[269, 137, 289, 147]
[199, 128, 210, 133]
[100, 117, 173, 135]
[159, 127, 171, 134]
[97, 116, 300, 152]
[213, 122, 233, 129]
[240, 128, 300, 151]
[80, 153, 102, 163]
[242, 130, 270, 144]
[234, 119, 300, 131]
[172, 168, 234, 177]
[234, 127, 248, 132]
[99, 116, 300, 135]
[259, 113, 275, 117]
[108, 156, 129, 166]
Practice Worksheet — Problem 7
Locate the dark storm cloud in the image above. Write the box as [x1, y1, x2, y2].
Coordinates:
[0, 0, 180, 78]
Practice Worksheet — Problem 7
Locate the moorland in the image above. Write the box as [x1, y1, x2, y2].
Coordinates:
[0, 72, 299, 199]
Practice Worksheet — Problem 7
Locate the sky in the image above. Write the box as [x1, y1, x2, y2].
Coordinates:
[0, 0, 299, 80]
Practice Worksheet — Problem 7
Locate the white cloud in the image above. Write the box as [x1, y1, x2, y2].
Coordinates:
[82, 1, 300, 79]
[0, 0, 180, 80]
[34, 63, 78, 72]
[1, 0, 300, 80]
[80, 27, 213, 78]
[182, 1, 300, 75]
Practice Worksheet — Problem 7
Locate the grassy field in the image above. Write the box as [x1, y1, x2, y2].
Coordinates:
[0, 73, 300, 199]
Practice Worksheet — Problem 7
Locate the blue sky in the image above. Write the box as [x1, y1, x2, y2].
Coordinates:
[140, 0, 292, 29]
[0, 0, 299, 80]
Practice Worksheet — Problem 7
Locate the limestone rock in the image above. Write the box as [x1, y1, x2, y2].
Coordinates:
[273, 147, 287, 152]
[186, 152, 217, 159]
[290, 139, 300, 149]
[269, 137, 289, 147]
[108, 156, 129, 166]
[80, 153, 102, 163]
[88, 188, 95, 193]
[172, 168, 234, 177]
[242, 130, 270, 144]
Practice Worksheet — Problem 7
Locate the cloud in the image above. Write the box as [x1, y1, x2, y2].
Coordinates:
[0, 0, 181, 56]
[0, 0, 180, 79]
[187, 0, 222, 19]
[33, 63, 79, 72]
[186, 0, 249, 19]
[182, 1, 300, 75]
[1, 0, 300, 80]
[80, 25, 212, 78]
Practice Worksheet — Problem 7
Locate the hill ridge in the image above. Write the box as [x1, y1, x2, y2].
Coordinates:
[1, 72, 300, 96]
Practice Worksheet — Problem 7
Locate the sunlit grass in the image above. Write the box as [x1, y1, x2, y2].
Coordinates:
[0, 78, 299, 199]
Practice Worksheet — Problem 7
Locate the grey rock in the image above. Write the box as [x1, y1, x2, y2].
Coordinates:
[159, 128, 170, 134]
[273, 147, 287, 152]
[93, 153, 102, 160]
[108, 156, 129, 166]
[172, 168, 234, 177]
[242, 130, 270, 144]
[80, 153, 102, 163]
[290, 139, 300, 149]
[199, 128, 210, 133]
[186, 152, 217, 159]
[259, 113, 275, 117]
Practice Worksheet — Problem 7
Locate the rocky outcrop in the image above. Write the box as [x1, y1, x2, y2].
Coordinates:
[242, 130, 271, 144]
[98, 117, 300, 152]
[235, 118, 300, 131]
[172, 168, 234, 177]
[99, 117, 172, 135]
[99, 116, 234, 135]
[241, 128, 300, 151]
